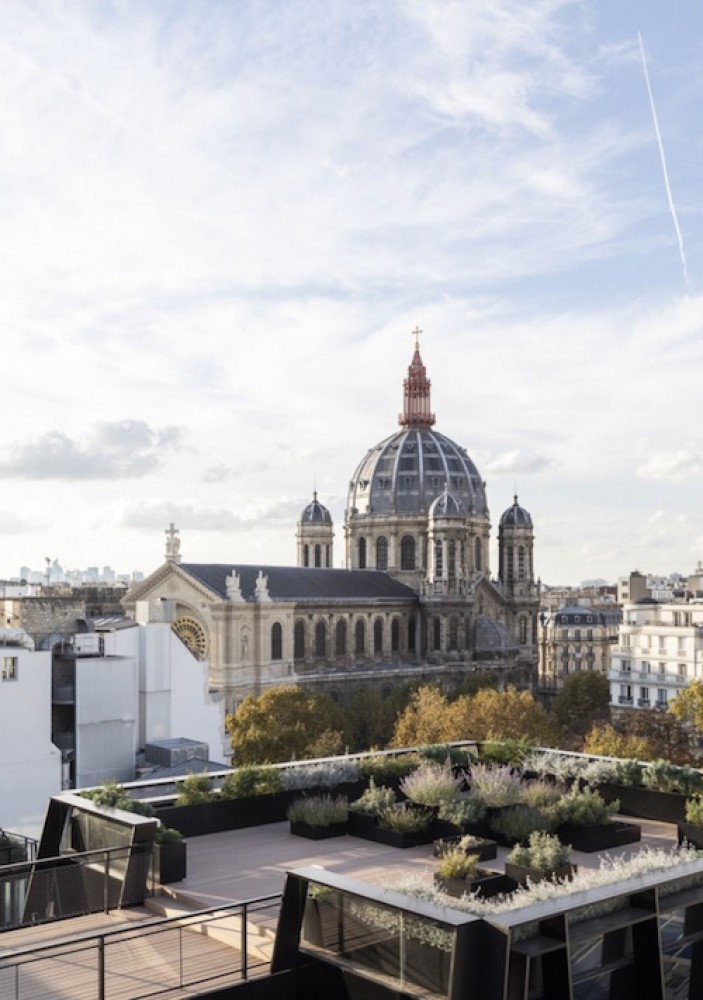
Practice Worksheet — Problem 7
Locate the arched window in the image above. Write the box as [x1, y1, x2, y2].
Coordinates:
[518, 546, 525, 580]
[448, 540, 456, 576]
[519, 617, 528, 644]
[376, 536, 388, 571]
[435, 539, 443, 577]
[315, 620, 326, 657]
[373, 618, 383, 654]
[293, 620, 305, 660]
[474, 536, 482, 571]
[400, 535, 415, 570]
[449, 618, 458, 651]
[271, 622, 282, 660]
[433, 617, 441, 651]
[507, 547, 514, 579]
[335, 619, 347, 656]
[358, 537, 367, 569]
[355, 619, 365, 655]
[314, 544, 322, 568]
[303, 544, 309, 567]
[391, 618, 400, 652]
[408, 617, 416, 652]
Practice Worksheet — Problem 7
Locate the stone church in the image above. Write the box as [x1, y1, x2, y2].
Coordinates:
[124, 336, 539, 713]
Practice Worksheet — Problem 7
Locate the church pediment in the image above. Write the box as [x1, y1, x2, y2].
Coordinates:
[123, 561, 224, 611]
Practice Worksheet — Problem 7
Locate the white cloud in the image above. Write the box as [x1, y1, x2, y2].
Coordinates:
[638, 450, 703, 482]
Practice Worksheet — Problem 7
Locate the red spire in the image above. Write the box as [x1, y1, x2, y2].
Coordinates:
[399, 327, 435, 427]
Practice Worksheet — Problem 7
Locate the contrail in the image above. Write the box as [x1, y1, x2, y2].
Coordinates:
[637, 31, 690, 290]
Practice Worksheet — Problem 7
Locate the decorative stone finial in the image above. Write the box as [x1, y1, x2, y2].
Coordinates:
[165, 523, 181, 564]
[226, 570, 245, 602]
[255, 570, 271, 602]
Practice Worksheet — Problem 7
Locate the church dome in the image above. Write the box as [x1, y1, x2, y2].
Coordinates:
[347, 337, 487, 518]
[300, 492, 332, 524]
[499, 495, 532, 529]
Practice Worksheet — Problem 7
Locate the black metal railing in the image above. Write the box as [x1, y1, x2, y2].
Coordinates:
[0, 843, 154, 933]
[0, 830, 37, 866]
[0, 893, 282, 1000]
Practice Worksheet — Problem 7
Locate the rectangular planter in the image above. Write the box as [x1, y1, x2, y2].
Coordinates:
[556, 820, 641, 853]
[153, 840, 187, 884]
[156, 792, 291, 837]
[290, 821, 348, 840]
[348, 811, 378, 839]
[433, 836, 497, 863]
[434, 870, 517, 899]
[677, 822, 703, 849]
[372, 825, 435, 849]
[504, 861, 577, 887]
[598, 783, 687, 824]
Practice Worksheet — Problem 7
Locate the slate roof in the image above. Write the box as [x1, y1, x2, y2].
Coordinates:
[179, 564, 418, 602]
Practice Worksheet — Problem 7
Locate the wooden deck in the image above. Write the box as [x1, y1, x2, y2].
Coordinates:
[0, 815, 682, 999]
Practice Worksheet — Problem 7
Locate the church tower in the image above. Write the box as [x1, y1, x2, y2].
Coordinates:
[498, 496, 537, 646]
[296, 492, 334, 568]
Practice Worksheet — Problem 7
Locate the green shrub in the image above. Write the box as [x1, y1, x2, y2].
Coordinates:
[418, 745, 474, 767]
[437, 794, 487, 829]
[154, 825, 184, 845]
[376, 803, 433, 833]
[360, 755, 420, 782]
[350, 778, 397, 815]
[479, 739, 534, 766]
[519, 780, 563, 809]
[550, 787, 617, 827]
[642, 760, 703, 796]
[507, 831, 572, 873]
[436, 847, 480, 880]
[175, 773, 216, 806]
[685, 795, 703, 825]
[221, 765, 282, 799]
[83, 780, 154, 816]
[399, 760, 463, 806]
[489, 805, 555, 843]
[287, 795, 348, 826]
[614, 758, 645, 787]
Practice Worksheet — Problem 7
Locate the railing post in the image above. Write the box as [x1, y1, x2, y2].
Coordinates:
[104, 851, 110, 913]
[98, 936, 105, 1000]
[241, 901, 248, 979]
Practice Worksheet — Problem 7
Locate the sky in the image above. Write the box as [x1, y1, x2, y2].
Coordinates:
[1, 0, 702, 587]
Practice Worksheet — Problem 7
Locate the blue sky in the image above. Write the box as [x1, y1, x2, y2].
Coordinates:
[0, 0, 702, 585]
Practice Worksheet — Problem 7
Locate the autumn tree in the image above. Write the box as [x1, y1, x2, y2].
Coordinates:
[582, 723, 650, 760]
[551, 671, 611, 744]
[448, 687, 562, 746]
[669, 679, 703, 732]
[583, 710, 695, 765]
[390, 686, 452, 747]
[226, 685, 347, 763]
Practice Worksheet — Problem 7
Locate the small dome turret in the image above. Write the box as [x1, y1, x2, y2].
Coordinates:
[500, 495, 533, 529]
[301, 491, 332, 524]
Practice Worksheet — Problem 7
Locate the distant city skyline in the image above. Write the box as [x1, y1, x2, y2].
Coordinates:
[1, 2, 702, 585]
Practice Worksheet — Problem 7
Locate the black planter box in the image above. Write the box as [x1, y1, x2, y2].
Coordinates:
[434, 870, 516, 899]
[598, 783, 687, 824]
[504, 861, 576, 887]
[153, 840, 187, 884]
[156, 791, 292, 837]
[372, 825, 434, 849]
[677, 822, 703, 849]
[290, 820, 348, 840]
[348, 811, 378, 839]
[556, 820, 641, 853]
[433, 836, 497, 863]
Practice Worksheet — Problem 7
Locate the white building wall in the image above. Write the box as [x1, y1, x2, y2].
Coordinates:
[75, 655, 138, 787]
[0, 647, 61, 838]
